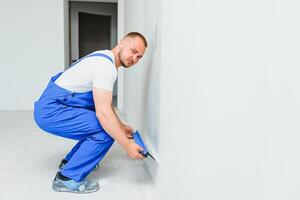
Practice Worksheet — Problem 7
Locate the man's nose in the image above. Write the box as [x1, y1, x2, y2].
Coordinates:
[133, 54, 138, 62]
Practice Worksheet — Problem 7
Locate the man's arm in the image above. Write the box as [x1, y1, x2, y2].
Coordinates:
[111, 104, 123, 125]
[93, 87, 144, 160]
[111, 105, 134, 138]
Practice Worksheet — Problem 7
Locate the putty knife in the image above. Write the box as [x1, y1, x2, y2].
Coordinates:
[131, 130, 156, 161]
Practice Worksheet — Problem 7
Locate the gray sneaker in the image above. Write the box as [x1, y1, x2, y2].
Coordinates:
[58, 159, 99, 172]
[52, 174, 99, 194]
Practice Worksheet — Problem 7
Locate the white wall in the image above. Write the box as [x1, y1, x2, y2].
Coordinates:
[157, 0, 300, 200]
[0, 0, 65, 110]
[123, 0, 300, 199]
[0, 0, 118, 110]
[122, 0, 161, 176]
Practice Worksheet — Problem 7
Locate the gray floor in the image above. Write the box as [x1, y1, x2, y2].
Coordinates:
[0, 111, 159, 200]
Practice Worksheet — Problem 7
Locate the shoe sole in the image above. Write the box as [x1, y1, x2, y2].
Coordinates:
[52, 186, 99, 194]
[52, 182, 99, 194]
[52, 176, 99, 194]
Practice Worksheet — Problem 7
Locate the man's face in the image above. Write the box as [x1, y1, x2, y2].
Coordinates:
[119, 37, 146, 68]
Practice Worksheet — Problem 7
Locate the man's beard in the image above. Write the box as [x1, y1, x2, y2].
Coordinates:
[118, 49, 131, 68]
[120, 59, 130, 68]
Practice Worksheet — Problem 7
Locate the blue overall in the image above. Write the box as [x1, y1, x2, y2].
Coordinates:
[34, 53, 115, 182]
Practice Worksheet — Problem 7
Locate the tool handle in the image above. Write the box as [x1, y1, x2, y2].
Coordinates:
[131, 130, 149, 157]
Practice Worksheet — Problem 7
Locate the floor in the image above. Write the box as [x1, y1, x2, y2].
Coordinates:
[0, 111, 159, 200]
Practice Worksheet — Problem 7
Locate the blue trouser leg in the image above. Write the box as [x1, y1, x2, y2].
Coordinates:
[50, 108, 114, 182]
[34, 72, 118, 182]
[61, 132, 114, 181]
[63, 140, 84, 162]
[36, 101, 115, 182]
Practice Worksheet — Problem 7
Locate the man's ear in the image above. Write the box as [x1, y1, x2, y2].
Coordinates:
[119, 38, 126, 45]
[117, 38, 129, 50]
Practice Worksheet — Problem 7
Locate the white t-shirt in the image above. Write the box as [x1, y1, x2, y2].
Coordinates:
[55, 50, 117, 92]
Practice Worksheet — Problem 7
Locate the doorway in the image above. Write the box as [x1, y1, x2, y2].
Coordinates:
[68, 1, 118, 106]
[78, 12, 111, 58]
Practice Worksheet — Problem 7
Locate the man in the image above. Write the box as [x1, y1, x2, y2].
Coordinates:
[33, 32, 147, 193]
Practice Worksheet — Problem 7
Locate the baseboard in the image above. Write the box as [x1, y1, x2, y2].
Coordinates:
[142, 132, 160, 183]
[115, 109, 160, 181]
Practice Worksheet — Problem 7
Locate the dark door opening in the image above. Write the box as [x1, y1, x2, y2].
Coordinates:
[79, 12, 111, 57]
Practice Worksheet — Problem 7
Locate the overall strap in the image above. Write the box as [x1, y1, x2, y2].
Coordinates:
[70, 53, 114, 67]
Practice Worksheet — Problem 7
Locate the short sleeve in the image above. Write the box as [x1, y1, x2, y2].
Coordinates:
[91, 59, 117, 91]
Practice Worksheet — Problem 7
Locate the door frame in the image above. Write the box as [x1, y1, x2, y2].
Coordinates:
[63, 0, 125, 110]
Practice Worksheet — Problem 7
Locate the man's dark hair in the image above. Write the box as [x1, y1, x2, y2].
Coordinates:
[125, 32, 148, 47]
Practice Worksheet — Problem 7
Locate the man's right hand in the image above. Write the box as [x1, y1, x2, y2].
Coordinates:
[125, 142, 145, 160]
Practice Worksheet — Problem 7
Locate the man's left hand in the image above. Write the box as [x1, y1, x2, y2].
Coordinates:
[122, 124, 134, 139]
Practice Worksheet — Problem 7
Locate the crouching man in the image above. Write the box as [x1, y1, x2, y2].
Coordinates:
[34, 32, 147, 193]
